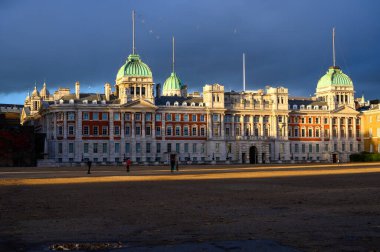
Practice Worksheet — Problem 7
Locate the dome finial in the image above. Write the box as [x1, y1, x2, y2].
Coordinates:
[172, 36, 175, 73]
[332, 27, 336, 67]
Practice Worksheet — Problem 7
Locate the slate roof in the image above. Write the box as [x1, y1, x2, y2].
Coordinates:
[155, 96, 204, 106]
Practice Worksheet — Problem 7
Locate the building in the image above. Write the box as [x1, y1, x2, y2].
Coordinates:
[20, 14, 365, 165]
[361, 103, 380, 153]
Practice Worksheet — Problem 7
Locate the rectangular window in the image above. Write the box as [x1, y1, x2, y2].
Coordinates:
[125, 126, 130, 136]
[83, 112, 89, 120]
[102, 126, 108, 135]
[308, 117, 312, 124]
[295, 144, 299, 153]
[294, 128, 299, 137]
[68, 112, 75, 121]
[166, 126, 172, 136]
[146, 126, 151, 136]
[200, 127, 205, 136]
[175, 114, 180, 121]
[201, 143, 205, 153]
[184, 126, 189, 136]
[114, 113, 120, 121]
[125, 113, 131, 121]
[102, 113, 108, 120]
[316, 117, 319, 124]
[175, 126, 181, 136]
[316, 144, 319, 153]
[145, 113, 152, 121]
[176, 143, 180, 152]
[184, 143, 189, 153]
[84, 143, 89, 153]
[192, 127, 197, 136]
[192, 143, 197, 153]
[350, 143, 353, 152]
[58, 142, 62, 154]
[146, 143, 151, 153]
[184, 114, 189, 122]
[334, 143, 337, 152]
[69, 143, 74, 153]
[301, 144, 305, 153]
[309, 144, 312, 153]
[192, 114, 197, 122]
[102, 143, 107, 153]
[114, 126, 120, 135]
[68, 125, 74, 135]
[308, 129, 313, 137]
[301, 129, 305, 137]
[125, 143, 130, 153]
[166, 113, 172, 121]
[226, 128, 230, 136]
[200, 115, 205, 122]
[135, 126, 141, 136]
[93, 126, 99, 135]
[325, 144, 329, 152]
[156, 126, 161, 136]
[156, 143, 161, 153]
[358, 143, 361, 152]
[135, 113, 141, 121]
[155, 114, 161, 121]
[115, 143, 120, 153]
[213, 114, 220, 122]
[342, 143, 345, 152]
[167, 143, 172, 152]
[93, 112, 99, 120]
[57, 126, 63, 136]
[216, 143, 220, 153]
[93, 143, 98, 153]
[136, 143, 141, 153]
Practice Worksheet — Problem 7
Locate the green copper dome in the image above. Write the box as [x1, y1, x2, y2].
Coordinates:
[317, 66, 353, 89]
[163, 72, 182, 92]
[116, 54, 152, 79]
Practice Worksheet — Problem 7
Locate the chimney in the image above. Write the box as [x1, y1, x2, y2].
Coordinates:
[104, 83, 111, 101]
[156, 83, 161, 98]
[75, 81, 80, 99]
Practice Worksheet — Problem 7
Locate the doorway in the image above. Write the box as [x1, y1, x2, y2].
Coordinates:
[332, 153, 337, 163]
[249, 146, 258, 164]
[242, 153, 246, 164]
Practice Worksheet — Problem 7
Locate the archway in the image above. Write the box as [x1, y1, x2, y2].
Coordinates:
[249, 146, 258, 164]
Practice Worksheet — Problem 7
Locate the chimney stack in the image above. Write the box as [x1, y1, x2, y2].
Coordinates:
[156, 83, 161, 98]
[75, 81, 80, 99]
[104, 83, 111, 101]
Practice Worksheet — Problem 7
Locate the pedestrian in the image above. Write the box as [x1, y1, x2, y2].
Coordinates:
[170, 155, 175, 173]
[175, 157, 179, 172]
[126, 158, 131, 173]
[87, 159, 92, 174]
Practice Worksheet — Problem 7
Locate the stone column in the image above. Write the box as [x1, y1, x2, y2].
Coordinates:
[260, 115, 264, 137]
[231, 114, 235, 138]
[53, 112, 57, 139]
[63, 112, 67, 139]
[142, 112, 146, 137]
[249, 115, 254, 137]
[76, 110, 82, 162]
[208, 113, 212, 139]
[221, 114, 225, 138]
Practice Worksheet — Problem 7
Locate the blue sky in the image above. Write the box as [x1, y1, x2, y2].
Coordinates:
[1, 0, 380, 104]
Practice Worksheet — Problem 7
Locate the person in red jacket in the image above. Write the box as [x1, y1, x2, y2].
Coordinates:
[126, 158, 132, 173]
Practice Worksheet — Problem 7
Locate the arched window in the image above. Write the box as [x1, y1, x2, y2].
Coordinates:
[166, 101, 170, 106]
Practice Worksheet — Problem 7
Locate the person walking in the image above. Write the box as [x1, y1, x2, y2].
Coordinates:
[126, 158, 131, 173]
[87, 159, 92, 174]
[170, 155, 175, 173]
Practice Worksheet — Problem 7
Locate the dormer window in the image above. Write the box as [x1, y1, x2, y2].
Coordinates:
[292, 105, 298, 110]
[83, 100, 88, 104]
[92, 100, 97, 104]
[182, 102, 187, 106]
[59, 99, 64, 104]
[166, 101, 170, 106]
[199, 103, 204, 107]
[300, 105, 305, 110]
[314, 105, 319, 110]
[174, 101, 179, 106]
[69, 99, 74, 104]
[307, 105, 312, 110]
[191, 102, 195, 106]
[101, 100, 106, 104]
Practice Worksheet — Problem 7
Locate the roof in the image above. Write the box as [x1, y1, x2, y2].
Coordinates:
[288, 98, 327, 107]
[317, 66, 353, 89]
[155, 96, 203, 106]
[163, 72, 182, 92]
[116, 54, 152, 79]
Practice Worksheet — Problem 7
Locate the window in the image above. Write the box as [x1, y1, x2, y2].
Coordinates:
[146, 126, 151, 136]
[93, 126, 99, 135]
[175, 126, 181, 136]
[350, 143, 353, 152]
[294, 128, 299, 137]
[115, 143, 120, 153]
[125, 113, 131, 121]
[125, 143, 130, 153]
[316, 128, 320, 137]
[200, 115, 205, 122]
[184, 114, 189, 122]
[145, 113, 152, 121]
[200, 127, 205, 136]
[184, 126, 189, 136]
[301, 128, 306, 137]
[155, 114, 161, 121]
[325, 144, 329, 152]
[69, 143, 74, 154]
[136, 143, 141, 153]
[93, 143, 98, 153]
[167, 143, 172, 152]
[57, 126, 63, 136]
[301, 144, 305, 153]
[84, 143, 89, 153]
[316, 117, 320, 124]
[102, 113, 108, 120]
[114, 126, 120, 135]
[166, 126, 172, 136]
[135, 113, 141, 121]
[216, 143, 220, 153]
[334, 143, 337, 152]
[176, 143, 180, 152]
[58, 143, 62, 154]
[295, 144, 299, 153]
[102, 143, 107, 153]
[157, 143, 161, 153]
[156, 126, 161, 136]
[68, 125, 74, 135]
[316, 144, 320, 153]
[166, 113, 172, 121]
[102, 126, 108, 135]
[192, 143, 197, 153]
[146, 143, 151, 153]
[226, 128, 230, 136]
[201, 143, 205, 153]
[184, 143, 189, 153]
[213, 114, 220, 122]
[323, 117, 328, 124]
[83, 112, 89, 120]
[309, 144, 312, 153]
[308, 128, 313, 137]
[135, 126, 141, 136]
[68, 112, 75, 121]
[192, 114, 197, 121]
[125, 126, 130, 136]
[192, 127, 197, 136]
[175, 114, 180, 121]
[342, 143, 345, 152]
[301, 117, 305, 123]
[308, 117, 312, 124]
[114, 113, 120, 121]
[93, 112, 99, 120]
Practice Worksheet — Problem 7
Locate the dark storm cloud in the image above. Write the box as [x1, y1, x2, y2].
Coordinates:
[1, 0, 380, 103]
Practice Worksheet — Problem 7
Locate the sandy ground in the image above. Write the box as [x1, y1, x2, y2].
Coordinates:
[0, 163, 380, 251]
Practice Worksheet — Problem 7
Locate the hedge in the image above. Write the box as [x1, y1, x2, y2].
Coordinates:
[350, 152, 380, 162]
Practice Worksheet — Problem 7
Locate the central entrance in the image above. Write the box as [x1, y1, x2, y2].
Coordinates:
[249, 146, 258, 164]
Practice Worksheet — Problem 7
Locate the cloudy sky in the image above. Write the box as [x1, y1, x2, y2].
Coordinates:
[0, 0, 379, 104]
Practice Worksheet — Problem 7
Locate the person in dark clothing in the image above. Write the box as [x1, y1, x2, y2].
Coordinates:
[87, 160, 92, 174]
[126, 158, 131, 173]
[170, 156, 175, 173]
